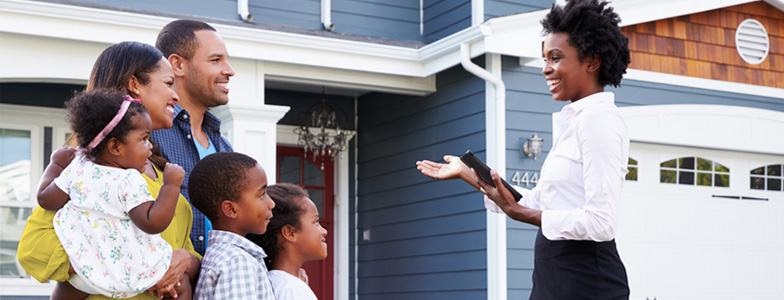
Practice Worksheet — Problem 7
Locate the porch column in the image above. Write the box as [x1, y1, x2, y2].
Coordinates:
[212, 103, 290, 184]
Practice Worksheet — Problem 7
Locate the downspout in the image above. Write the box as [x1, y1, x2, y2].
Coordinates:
[460, 43, 505, 104]
[238, 0, 252, 21]
[322, 0, 335, 31]
[460, 42, 508, 300]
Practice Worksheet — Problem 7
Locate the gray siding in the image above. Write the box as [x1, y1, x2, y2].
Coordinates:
[332, 0, 421, 41]
[250, 0, 321, 30]
[485, 0, 553, 20]
[355, 63, 487, 299]
[60, 0, 238, 21]
[501, 56, 784, 298]
[58, 0, 321, 27]
[423, 0, 471, 43]
[501, 56, 553, 299]
[63, 0, 322, 29]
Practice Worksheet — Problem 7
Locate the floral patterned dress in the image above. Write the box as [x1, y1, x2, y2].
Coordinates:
[52, 156, 172, 298]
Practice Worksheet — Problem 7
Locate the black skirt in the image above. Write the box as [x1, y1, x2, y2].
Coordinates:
[530, 229, 629, 300]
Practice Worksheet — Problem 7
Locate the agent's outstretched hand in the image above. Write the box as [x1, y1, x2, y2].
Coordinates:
[416, 155, 469, 181]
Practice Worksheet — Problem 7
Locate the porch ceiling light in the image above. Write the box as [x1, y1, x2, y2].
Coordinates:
[522, 132, 543, 160]
[294, 88, 349, 162]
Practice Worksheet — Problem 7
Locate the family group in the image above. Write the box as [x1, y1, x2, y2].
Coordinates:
[19, 0, 634, 299]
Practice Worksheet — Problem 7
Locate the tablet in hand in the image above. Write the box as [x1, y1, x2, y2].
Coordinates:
[459, 150, 523, 201]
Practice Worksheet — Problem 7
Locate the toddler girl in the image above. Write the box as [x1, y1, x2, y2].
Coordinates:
[251, 183, 328, 300]
[37, 89, 187, 299]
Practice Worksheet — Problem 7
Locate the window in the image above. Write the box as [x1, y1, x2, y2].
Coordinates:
[0, 128, 34, 277]
[750, 164, 783, 191]
[626, 157, 638, 181]
[660, 157, 729, 187]
[0, 89, 75, 294]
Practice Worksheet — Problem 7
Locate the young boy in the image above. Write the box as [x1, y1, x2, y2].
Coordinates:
[188, 152, 276, 300]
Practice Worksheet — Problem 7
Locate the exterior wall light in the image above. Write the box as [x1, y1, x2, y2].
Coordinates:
[522, 132, 543, 160]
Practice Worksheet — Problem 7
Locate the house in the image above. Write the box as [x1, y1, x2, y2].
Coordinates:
[1, 0, 783, 299]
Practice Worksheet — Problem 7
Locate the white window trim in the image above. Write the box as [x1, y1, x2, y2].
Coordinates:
[658, 156, 731, 188]
[0, 123, 39, 209]
[0, 104, 69, 295]
[750, 163, 784, 192]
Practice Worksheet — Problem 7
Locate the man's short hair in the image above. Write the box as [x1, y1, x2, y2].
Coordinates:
[156, 19, 216, 60]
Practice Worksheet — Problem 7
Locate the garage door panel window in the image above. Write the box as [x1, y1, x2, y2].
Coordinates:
[660, 157, 730, 187]
[750, 164, 783, 191]
[626, 158, 638, 181]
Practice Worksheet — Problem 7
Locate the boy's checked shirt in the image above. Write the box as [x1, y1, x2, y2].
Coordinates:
[194, 230, 275, 300]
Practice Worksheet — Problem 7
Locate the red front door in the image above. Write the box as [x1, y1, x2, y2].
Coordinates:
[276, 146, 334, 300]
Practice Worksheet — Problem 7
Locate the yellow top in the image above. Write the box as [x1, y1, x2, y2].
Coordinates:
[17, 166, 200, 299]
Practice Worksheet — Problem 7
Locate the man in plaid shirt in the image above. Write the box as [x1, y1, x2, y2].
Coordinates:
[189, 152, 276, 299]
[153, 19, 235, 255]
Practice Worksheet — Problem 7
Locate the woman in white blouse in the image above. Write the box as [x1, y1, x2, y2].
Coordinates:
[416, 0, 631, 298]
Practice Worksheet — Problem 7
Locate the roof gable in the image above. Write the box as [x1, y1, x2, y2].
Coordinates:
[622, 1, 784, 88]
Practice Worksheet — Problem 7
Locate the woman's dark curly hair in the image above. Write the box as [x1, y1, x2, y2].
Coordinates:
[247, 183, 309, 267]
[66, 89, 147, 160]
[541, 0, 631, 87]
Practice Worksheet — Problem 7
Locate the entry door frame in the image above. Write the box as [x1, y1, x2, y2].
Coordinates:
[276, 124, 353, 300]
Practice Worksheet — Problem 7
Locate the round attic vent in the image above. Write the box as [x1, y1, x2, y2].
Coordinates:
[735, 19, 769, 65]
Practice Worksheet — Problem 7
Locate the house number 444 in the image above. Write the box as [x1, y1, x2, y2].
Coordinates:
[511, 172, 539, 187]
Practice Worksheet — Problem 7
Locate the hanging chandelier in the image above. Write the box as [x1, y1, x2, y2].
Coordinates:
[294, 88, 350, 161]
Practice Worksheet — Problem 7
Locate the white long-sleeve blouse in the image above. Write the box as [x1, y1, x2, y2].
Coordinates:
[485, 92, 630, 241]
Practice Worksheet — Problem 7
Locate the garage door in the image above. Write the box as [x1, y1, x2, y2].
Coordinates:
[616, 142, 784, 299]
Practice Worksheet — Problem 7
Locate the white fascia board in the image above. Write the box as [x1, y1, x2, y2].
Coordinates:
[481, 9, 548, 59]
[623, 69, 784, 99]
[420, 24, 487, 62]
[764, 0, 784, 12]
